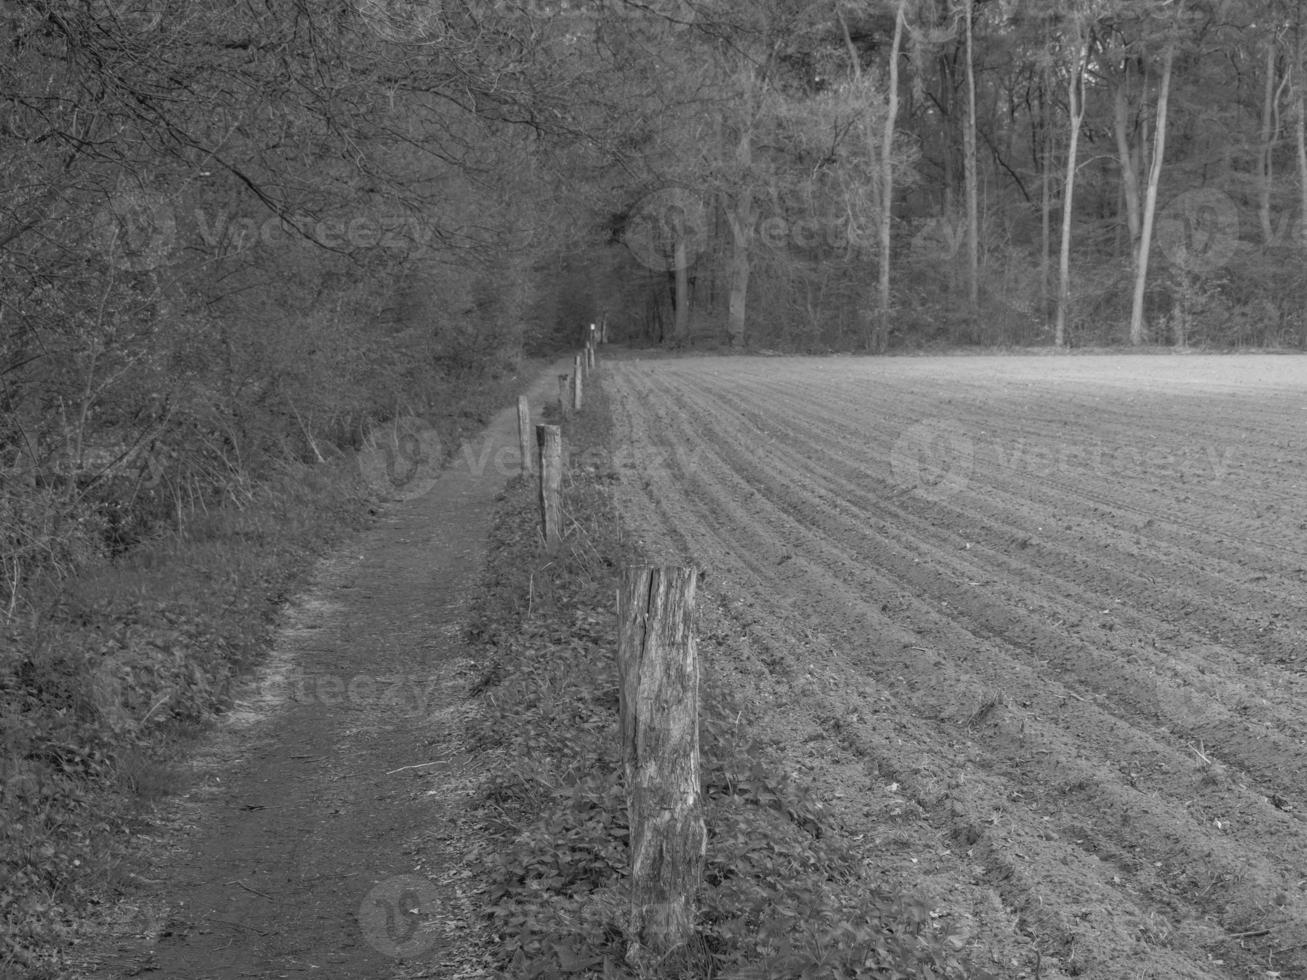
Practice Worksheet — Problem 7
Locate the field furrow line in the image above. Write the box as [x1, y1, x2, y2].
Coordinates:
[605, 358, 1307, 979]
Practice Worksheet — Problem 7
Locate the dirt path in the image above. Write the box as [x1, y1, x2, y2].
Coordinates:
[76, 362, 566, 980]
[606, 354, 1307, 980]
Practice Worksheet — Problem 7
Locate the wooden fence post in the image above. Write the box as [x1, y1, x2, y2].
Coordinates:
[587, 344, 596, 372]
[558, 373, 571, 417]
[537, 424, 562, 547]
[517, 396, 533, 476]
[572, 354, 584, 412]
[617, 565, 704, 964]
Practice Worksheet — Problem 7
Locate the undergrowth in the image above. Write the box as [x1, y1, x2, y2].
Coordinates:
[0, 367, 543, 979]
[468, 374, 996, 979]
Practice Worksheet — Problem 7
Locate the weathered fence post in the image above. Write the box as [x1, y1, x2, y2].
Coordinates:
[587, 343, 597, 372]
[537, 424, 562, 547]
[617, 565, 704, 964]
[572, 354, 584, 412]
[558, 373, 571, 417]
[517, 396, 533, 476]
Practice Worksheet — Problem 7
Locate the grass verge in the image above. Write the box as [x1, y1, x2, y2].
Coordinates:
[0, 365, 546, 979]
[467, 374, 998, 979]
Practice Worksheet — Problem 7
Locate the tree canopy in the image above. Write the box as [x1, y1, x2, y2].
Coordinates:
[3, 0, 1304, 595]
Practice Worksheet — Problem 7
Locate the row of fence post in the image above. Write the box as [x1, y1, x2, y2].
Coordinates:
[510, 323, 703, 964]
[519, 329, 598, 547]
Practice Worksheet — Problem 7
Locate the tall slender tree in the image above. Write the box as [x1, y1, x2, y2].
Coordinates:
[1055, 13, 1090, 348]
[961, 0, 980, 311]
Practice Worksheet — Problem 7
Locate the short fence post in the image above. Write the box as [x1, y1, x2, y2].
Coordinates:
[617, 565, 705, 964]
[537, 424, 562, 547]
[572, 355, 584, 412]
[517, 396, 533, 476]
[558, 373, 571, 417]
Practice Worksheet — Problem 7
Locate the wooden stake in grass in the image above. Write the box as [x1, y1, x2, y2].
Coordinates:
[537, 424, 562, 547]
[572, 355, 584, 412]
[587, 344, 596, 372]
[617, 565, 705, 963]
[517, 396, 533, 476]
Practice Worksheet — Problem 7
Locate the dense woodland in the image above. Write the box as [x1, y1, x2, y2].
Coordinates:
[4, 0, 1307, 593]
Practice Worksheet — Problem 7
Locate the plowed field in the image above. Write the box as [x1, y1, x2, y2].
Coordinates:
[605, 354, 1307, 980]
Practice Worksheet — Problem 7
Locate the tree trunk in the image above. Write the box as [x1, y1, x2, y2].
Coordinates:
[1040, 65, 1052, 329]
[673, 244, 690, 344]
[1055, 38, 1088, 348]
[617, 565, 704, 964]
[874, 0, 906, 353]
[1261, 34, 1278, 245]
[725, 118, 755, 348]
[726, 206, 752, 348]
[1297, 26, 1307, 254]
[963, 0, 979, 312]
[1113, 63, 1142, 248]
[1130, 44, 1174, 347]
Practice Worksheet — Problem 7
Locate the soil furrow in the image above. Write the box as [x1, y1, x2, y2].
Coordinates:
[606, 357, 1307, 980]
[628, 366, 1307, 945]
[691, 372, 1307, 791]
